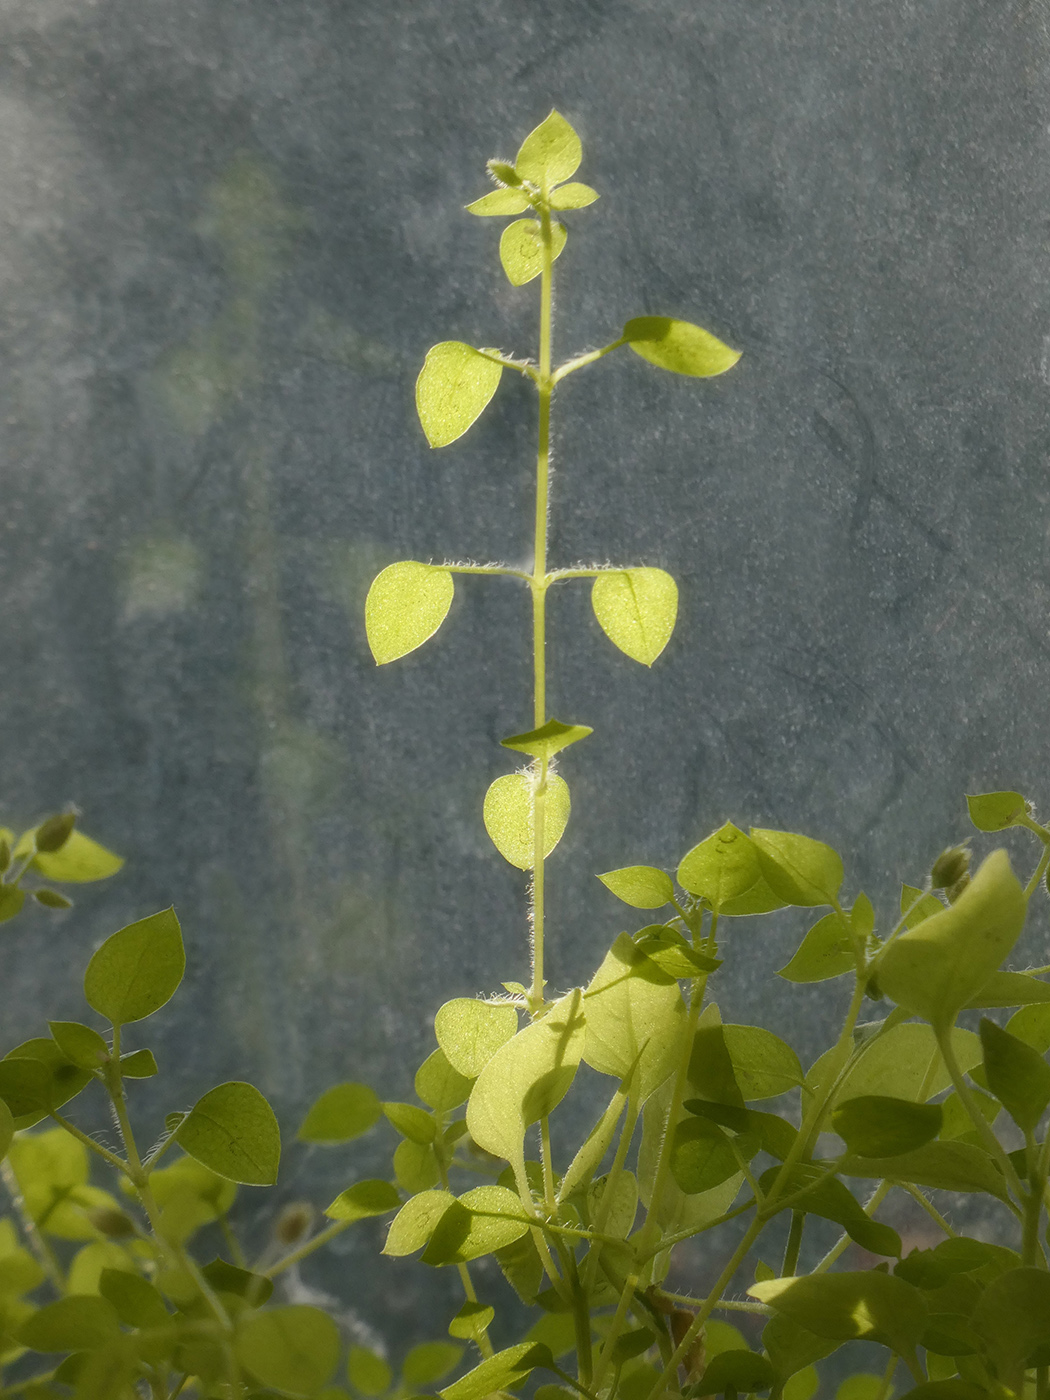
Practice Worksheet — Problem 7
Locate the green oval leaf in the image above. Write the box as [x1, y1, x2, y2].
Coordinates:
[499, 218, 567, 287]
[597, 865, 674, 910]
[500, 718, 592, 762]
[403, 1342, 464, 1387]
[83, 908, 185, 1027]
[778, 912, 854, 983]
[979, 1017, 1050, 1132]
[32, 830, 124, 884]
[966, 790, 1027, 832]
[383, 1101, 436, 1144]
[364, 561, 454, 665]
[414, 1047, 474, 1112]
[514, 110, 582, 187]
[465, 188, 531, 217]
[583, 932, 685, 1101]
[831, 1096, 943, 1157]
[48, 1021, 109, 1070]
[670, 1118, 740, 1195]
[723, 1025, 803, 1100]
[623, 316, 740, 377]
[421, 1185, 529, 1265]
[19, 1294, 120, 1352]
[383, 1189, 455, 1257]
[235, 1306, 340, 1399]
[591, 568, 678, 666]
[449, 1299, 495, 1339]
[298, 1082, 382, 1143]
[434, 999, 518, 1079]
[549, 182, 599, 210]
[677, 822, 786, 916]
[466, 989, 585, 1162]
[176, 1081, 281, 1186]
[415, 341, 503, 448]
[696, 1351, 776, 1396]
[440, 1342, 548, 1400]
[749, 1271, 928, 1354]
[750, 830, 844, 908]
[98, 1268, 170, 1328]
[878, 850, 1027, 1027]
[348, 1346, 393, 1396]
[324, 1178, 400, 1223]
[119, 1048, 158, 1078]
[483, 772, 570, 870]
[839, 1140, 1010, 1201]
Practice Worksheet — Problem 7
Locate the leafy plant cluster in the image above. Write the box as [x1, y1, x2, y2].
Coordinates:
[3, 114, 1050, 1400]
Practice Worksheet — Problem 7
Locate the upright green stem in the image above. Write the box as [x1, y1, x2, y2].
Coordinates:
[529, 202, 554, 1010]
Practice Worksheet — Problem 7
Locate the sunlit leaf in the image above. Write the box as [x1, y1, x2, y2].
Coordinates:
[514, 110, 582, 187]
[466, 989, 585, 1162]
[878, 850, 1027, 1027]
[415, 1048, 474, 1112]
[298, 1082, 382, 1144]
[31, 830, 124, 884]
[634, 926, 720, 979]
[83, 908, 184, 1027]
[670, 1117, 740, 1194]
[440, 1342, 549, 1400]
[383, 1190, 455, 1257]
[677, 822, 785, 916]
[964, 969, 1050, 1009]
[501, 718, 592, 762]
[549, 182, 598, 210]
[778, 912, 854, 983]
[499, 218, 567, 286]
[383, 1101, 436, 1144]
[176, 1081, 280, 1185]
[466, 188, 531, 217]
[591, 568, 677, 666]
[422, 1185, 529, 1265]
[722, 1025, 803, 1100]
[750, 830, 843, 908]
[365, 562, 454, 665]
[393, 1139, 439, 1193]
[415, 342, 502, 448]
[623, 317, 740, 377]
[434, 999, 518, 1079]
[583, 932, 685, 1101]
[966, 790, 1027, 832]
[749, 1271, 927, 1356]
[597, 865, 675, 909]
[449, 1299, 495, 1340]
[235, 1306, 340, 1398]
[483, 772, 570, 870]
[823, 1023, 981, 1105]
[325, 1179, 400, 1223]
[831, 1096, 943, 1157]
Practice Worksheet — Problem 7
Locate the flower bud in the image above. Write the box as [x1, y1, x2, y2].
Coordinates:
[275, 1202, 314, 1246]
[87, 1207, 136, 1238]
[931, 845, 970, 891]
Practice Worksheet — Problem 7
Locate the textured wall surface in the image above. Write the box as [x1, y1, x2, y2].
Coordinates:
[2, 0, 1049, 1340]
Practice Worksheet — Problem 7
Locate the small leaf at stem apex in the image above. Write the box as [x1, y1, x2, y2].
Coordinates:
[415, 341, 503, 448]
[83, 908, 185, 1026]
[500, 718, 592, 762]
[435, 999, 519, 1079]
[514, 111, 582, 188]
[365, 561, 454, 665]
[597, 865, 675, 909]
[549, 182, 599, 210]
[623, 316, 741, 377]
[466, 188, 531, 217]
[591, 568, 678, 665]
[965, 790, 1027, 832]
[483, 772, 570, 870]
[500, 218, 567, 286]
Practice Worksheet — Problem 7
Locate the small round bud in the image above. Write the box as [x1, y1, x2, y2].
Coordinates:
[930, 845, 970, 891]
[487, 160, 522, 187]
[864, 973, 883, 1002]
[275, 1202, 314, 1246]
[35, 811, 76, 853]
[87, 1207, 136, 1239]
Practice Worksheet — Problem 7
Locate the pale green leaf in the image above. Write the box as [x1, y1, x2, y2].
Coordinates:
[778, 912, 854, 983]
[558, 1084, 628, 1201]
[235, 1306, 340, 1398]
[403, 1343, 463, 1387]
[348, 1347, 393, 1396]
[440, 1342, 547, 1400]
[465, 188, 531, 217]
[483, 772, 570, 870]
[900, 884, 944, 928]
[415, 342, 502, 448]
[971, 1267, 1050, 1373]
[1007, 1001, 1050, 1052]
[421, 1185, 529, 1265]
[449, 1299, 495, 1339]
[818, 1023, 982, 1105]
[466, 989, 585, 1162]
[964, 969, 1050, 1008]
[119, 1048, 157, 1078]
[966, 790, 1027, 832]
[383, 1190, 455, 1257]
[979, 1017, 1050, 1132]
[514, 110, 582, 187]
[749, 1271, 928, 1355]
[583, 932, 685, 1100]
[31, 830, 124, 884]
[499, 218, 566, 286]
[434, 999, 518, 1079]
[785, 1366, 820, 1400]
[597, 865, 675, 909]
[176, 1081, 281, 1186]
[878, 850, 1027, 1027]
[48, 1022, 109, 1070]
[634, 926, 720, 978]
[298, 1082, 382, 1143]
[623, 317, 740, 377]
[831, 1096, 943, 1157]
[549, 182, 599, 210]
[591, 568, 677, 666]
[383, 1101, 436, 1144]
[677, 822, 785, 916]
[83, 908, 184, 1026]
[839, 1140, 1010, 1201]
[500, 718, 592, 762]
[365, 562, 454, 665]
[414, 1048, 474, 1112]
[723, 1025, 803, 1100]
[750, 829, 843, 907]
[393, 1139, 439, 1193]
[325, 1179, 400, 1223]
[19, 1295, 120, 1352]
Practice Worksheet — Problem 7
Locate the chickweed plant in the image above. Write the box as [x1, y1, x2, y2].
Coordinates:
[2, 113, 1050, 1400]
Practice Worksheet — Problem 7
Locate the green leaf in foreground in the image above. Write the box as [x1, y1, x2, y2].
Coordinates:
[325, 1179, 400, 1223]
[750, 829, 843, 907]
[499, 218, 567, 286]
[349, 1346, 394, 1396]
[979, 1017, 1050, 1132]
[235, 1305, 340, 1399]
[591, 568, 678, 666]
[878, 850, 1027, 1027]
[623, 316, 740, 377]
[966, 790, 1027, 832]
[415, 1047, 474, 1112]
[421, 1185, 529, 1265]
[440, 1342, 550, 1400]
[483, 772, 570, 870]
[298, 1081, 382, 1143]
[383, 1190, 455, 1257]
[32, 829, 124, 883]
[501, 718, 592, 762]
[434, 998, 518, 1079]
[83, 907, 184, 1026]
[415, 341, 502, 448]
[466, 187, 531, 217]
[176, 1080, 281, 1185]
[549, 181, 599, 210]
[778, 911, 855, 983]
[597, 865, 675, 909]
[970, 1267, 1050, 1374]
[831, 1096, 943, 1158]
[365, 561, 455, 665]
[839, 1140, 1010, 1201]
[515, 110, 582, 188]
[48, 1020, 109, 1069]
[449, 1299, 495, 1339]
[749, 1272, 928, 1357]
[677, 822, 785, 916]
